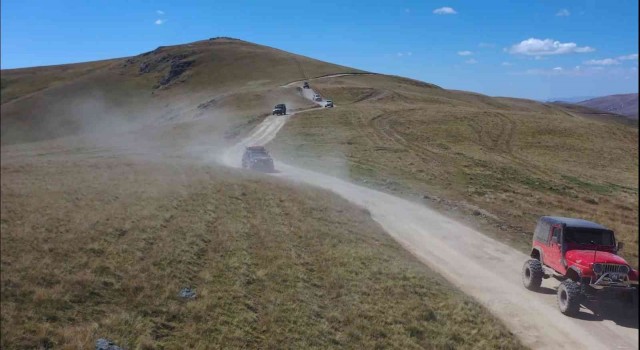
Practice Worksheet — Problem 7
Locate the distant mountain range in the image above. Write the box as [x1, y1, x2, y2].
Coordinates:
[577, 93, 638, 119]
[546, 93, 638, 119]
[545, 96, 597, 104]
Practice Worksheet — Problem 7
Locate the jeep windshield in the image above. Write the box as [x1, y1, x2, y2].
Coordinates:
[564, 228, 615, 246]
[250, 150, 268, 157]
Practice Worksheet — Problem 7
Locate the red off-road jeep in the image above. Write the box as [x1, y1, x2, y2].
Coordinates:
[522, 216, 638, 315]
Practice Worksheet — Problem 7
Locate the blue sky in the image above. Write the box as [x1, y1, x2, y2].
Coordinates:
[2, 0, 638, 100]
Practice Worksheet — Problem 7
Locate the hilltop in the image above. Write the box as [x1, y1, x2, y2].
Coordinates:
[1, 37, 365, 145]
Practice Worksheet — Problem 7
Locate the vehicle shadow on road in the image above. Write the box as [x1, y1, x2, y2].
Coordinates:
[537, 286, 556, 295]
[576, 301, 639, 329]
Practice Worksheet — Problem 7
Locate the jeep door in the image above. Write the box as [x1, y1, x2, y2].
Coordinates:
[545, 225, 565, 274]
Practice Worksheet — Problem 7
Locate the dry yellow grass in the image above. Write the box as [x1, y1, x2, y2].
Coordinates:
[4, 37, 635, 349]
[1, 142, 523, 349]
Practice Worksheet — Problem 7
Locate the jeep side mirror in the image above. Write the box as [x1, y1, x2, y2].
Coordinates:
[617, 241, 624, 252]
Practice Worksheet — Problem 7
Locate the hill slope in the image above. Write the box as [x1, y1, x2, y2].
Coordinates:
[1, 37, 365, 145]
[268, 74, 638, 266]
[577, 93, 638, 119]
[1, 148, 523, 349]
[2, 37, 638, 348]
[1, 39, 526, 349]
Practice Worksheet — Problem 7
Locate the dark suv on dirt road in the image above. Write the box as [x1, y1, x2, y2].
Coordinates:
[522, 216, 638, 315]
[242, 146, 275, 172]
[272, 104, 286, 116]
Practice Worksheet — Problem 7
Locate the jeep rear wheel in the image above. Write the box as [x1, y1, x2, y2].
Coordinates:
[522, 259, 544, 291]
[557, 280, 581, 315]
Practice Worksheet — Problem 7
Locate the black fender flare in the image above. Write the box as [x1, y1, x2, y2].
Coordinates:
[531, 248, 544, 262]
[565, 266, 582, 281]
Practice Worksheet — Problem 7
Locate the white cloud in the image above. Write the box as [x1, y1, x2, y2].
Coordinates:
[457, 51, 472, 56]
[465, 58, 478, 64]
[556, 9, 570, 16]
[156, 10, 165, 15]
[618, 53, 638, 60]
[396, 51, 412, 57]
[433, 7, 457, 15]
[501, 62, 513, 66]
[584, 58, 620, 66]
[155, 19, 165, 25]
[478, 42, 496, 48]
[512, 65, 635, 77]
[515, 68, 571, 76]
[507, 38, 595, 56]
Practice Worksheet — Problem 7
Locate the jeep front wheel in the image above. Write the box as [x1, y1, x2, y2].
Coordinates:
[522, 259, 544, 291]
[557, 280, 581, 315]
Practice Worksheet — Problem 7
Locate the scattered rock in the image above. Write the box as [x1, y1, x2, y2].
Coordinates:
[158, 60, 195, 87]
[136, 52, 192, 77]
[120, 58, 136, 68]
[584, 197, 599, 205]
[139, 62, 151, 74]
[423, 194, 439, 201]
[96, 338, 124, 350]
[197, 98, 217, 110]
[209, 37, 240, 41]
[39, 337, 54, 349]
[179, 287, 196, 299]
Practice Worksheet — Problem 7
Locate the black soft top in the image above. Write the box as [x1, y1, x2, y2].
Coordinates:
[534, 216, 612, 243]
[246, 146, 267, 152]
[540, 216, 609, 230]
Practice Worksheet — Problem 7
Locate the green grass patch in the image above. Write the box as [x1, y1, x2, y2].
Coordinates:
[562, 175, 616, 195]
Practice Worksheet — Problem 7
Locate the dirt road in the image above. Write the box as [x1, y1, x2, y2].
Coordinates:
[280, 73, 375, 88]
[218, 85, 639, 349]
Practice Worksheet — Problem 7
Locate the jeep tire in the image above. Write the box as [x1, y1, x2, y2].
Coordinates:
[557, 280, 581, 315]
[522, 259, 544, 291]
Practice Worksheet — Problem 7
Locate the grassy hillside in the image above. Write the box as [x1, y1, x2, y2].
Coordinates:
[2, 36, 636, 348]
[1, 37, 365, 145]
[1, 38, 526, 348]
[0, 144, 522, 349]
[269, 74, 639, 266]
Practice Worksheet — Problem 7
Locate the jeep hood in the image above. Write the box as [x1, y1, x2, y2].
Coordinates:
[565, 250, 628, 266]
